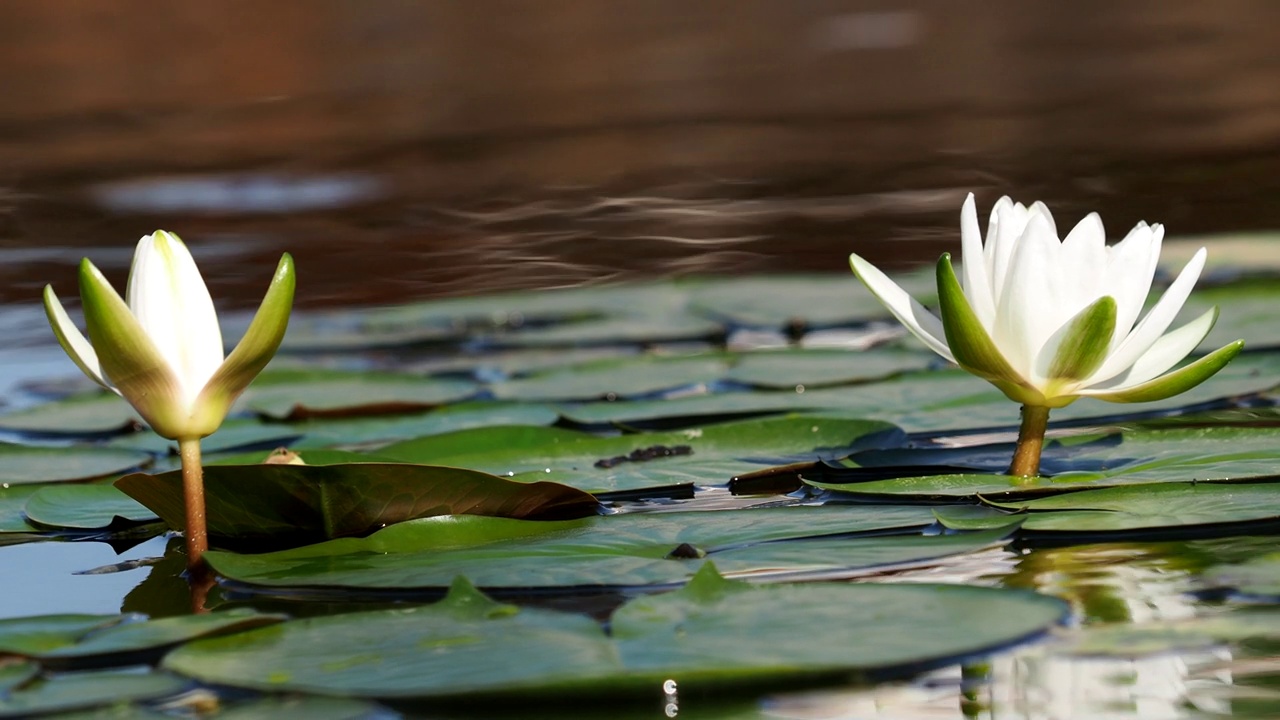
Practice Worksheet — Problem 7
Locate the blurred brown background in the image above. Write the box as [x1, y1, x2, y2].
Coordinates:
[2, 0, 1280, 306]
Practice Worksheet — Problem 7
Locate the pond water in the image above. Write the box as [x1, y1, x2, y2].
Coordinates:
[2, 171, 1280, 719]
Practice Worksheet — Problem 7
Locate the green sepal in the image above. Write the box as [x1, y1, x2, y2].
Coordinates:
[1089, 340, 1244, 404]
[1046, 296, 1117, 381]
[42, 285, 110, 390]
[193, 253, 296, 435]
[936, 254, 1021, 385]
[77, 259, 188, 439]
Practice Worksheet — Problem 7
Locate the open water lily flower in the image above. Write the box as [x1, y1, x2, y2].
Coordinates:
[850, 194, 1242, 476]
[851, 194, 1242, 408]
[43, 231, 295, 441]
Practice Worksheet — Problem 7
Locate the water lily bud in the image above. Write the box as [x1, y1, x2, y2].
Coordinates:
[44, 230, 295, 440]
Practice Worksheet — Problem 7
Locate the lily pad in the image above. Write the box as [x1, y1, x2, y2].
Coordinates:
[0, 669, 187, 718]
[38, 609, 285, 662]
[215, 695, 392, 720]
[927, 482, 1280, 536]
[239, 370, 478, 420]
[365, 282, 687, 332]
[0, 443, 150, 486]
[725, 349, 934, 389]
[163, 567, 1065, 699]
[687, 272, 938, 328]
[202, 506, 987, 591]
[560, 352, 1279, 431]
[23, 484, 158, 531]
[0, 485, 42, 536]
[0, 615, 122, 656]
[490, 315, 724, 347]
[106, 418, 303, 455]
[814, 424, 1280, 500]
[0, 392, 141, 435]
[115, 462, 600, 543]
[491, 354, 730, 401]
[1181, 277, 1280, 350]
[289, 402, 561, 449]
[0, 659, 37, 693]
[377, 414, 901, 494]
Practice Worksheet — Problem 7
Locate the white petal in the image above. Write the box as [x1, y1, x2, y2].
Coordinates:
[1027, 200, 1057, 236]
[959, 194, 996, 330]
[992, 213, 1060, 382]
[849, 253, 955, 363]
[126, 231, 225, 409]
[1080, 307, 1216, 393]
[984, 197, 1019, 306]
[1059, 212, 1106, 312]
[1103, 222, 1162, 345]
[1087, 247, 1206, 385]
[42, 286, 113, 391]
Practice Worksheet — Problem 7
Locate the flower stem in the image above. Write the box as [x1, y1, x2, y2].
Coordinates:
[178, 438, 209, 573]
[1008, 404, 1051, 477]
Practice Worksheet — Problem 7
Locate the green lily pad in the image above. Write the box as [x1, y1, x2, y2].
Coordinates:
[725, 349, 934, 389]
[215, 695, 392, 720]
[0, 669, 187, 718]
[814, 424, 1280, 500]
[687, 272, 938, 328]
[560, 352, 1279, 431]
[928, 482, 1280, 535]
[239, 369, 478, 420]
[106, 418, 303, 455]
[491, 354, 730, 401]
[1180, 276, 1280, 350]
[412, 346, 641, 378]
[0, 485, 41, 536]
[491, 315, 724, 347]
[23, 484, 158, 530]
[0, 659, 37, 693]
[39, 609, 285, 662]
[207, 448, 392, 467]
[0, 392, 141, 435]
[0, 615, 122, 656]
[115, 462, 600, 543]
[202, 506, 982, 591]
[109, 403, 561, 456]
[366, 282, 687, 332]
[289, 402, 561, 449]
[377, 414, 901, 494]
[163, 567, 1064, 699]
[0, 443, 150, 486]
[280, 308, 463, 352]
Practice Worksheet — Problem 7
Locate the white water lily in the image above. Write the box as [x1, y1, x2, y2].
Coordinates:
[850, 194, 1242, 409]
[43, 231, 295, 440]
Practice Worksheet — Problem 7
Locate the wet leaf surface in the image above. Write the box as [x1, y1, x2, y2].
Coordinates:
[116, 462, 600, 543]
[378, 414, 901, 494]
[201, 507, 994, 591]
[23, 484, 157, 530]
[165, 567, 1064, 700]
[0, 443, 150, 486]
[0, 668, 188, 718]
[240, 369, 479, 420]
